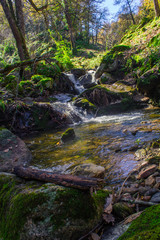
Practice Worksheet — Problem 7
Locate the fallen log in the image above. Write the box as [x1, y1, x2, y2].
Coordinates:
[0, 55, 56, 75]
[14, 166, 104, 191]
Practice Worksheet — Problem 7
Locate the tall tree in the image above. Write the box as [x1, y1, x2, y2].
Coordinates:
[153, 0, 160, 17]
[0, 0, 29, 61]
[114, 0, 136, 24]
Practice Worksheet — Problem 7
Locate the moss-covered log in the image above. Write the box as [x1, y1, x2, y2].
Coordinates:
[14, 166, 104, 190]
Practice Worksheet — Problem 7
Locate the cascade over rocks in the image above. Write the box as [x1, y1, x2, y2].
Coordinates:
[79, 71, 97, 89]
[57, 72, 79, 94]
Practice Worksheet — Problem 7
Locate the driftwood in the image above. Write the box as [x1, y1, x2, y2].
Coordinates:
[14, 166, 104, 191]
[0, 55, 56, 75]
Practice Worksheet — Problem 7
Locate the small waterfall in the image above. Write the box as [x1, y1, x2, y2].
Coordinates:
[51, 102, 87, 124]
[66, 73, 85, 94]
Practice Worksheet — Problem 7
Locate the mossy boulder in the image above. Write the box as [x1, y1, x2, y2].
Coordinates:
[137, 68, 160, 105]
[113, 203, 134, 220]
[80, 85, 121, 107]
[74, 97, 96, 113]
[95, 45, 131, 79]
[0, 173, 108, 240]
[118, 204, 160, 240]
[0, 128, 32, 173]
[61, 128, 76, 142]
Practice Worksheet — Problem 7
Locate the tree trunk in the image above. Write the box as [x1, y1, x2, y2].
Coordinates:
[14, 166, 104, 191]
[63, 0, 76, 53]
[0, 0, 29, 61]
[126, 0, 136, 24]
[153, 0, 160, 17]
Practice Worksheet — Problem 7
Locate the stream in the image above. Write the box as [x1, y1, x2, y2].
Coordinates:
[23, 72, 160, 240]
[24, 108, 160, 186]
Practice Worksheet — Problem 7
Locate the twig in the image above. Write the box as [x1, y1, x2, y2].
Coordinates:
[78, 220, 104, 240]
[120, 198, 158, 206]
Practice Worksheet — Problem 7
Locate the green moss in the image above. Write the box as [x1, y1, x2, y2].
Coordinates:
[92, 190, 109, 207]
[0, 174, 47, 240]
[118, 204, 160, 240]
[52, 189, 108, 230]
[61, 128, 76, 142]
[110, 45, 131, 53]
[113, 203, 134, 220]
[36, 61, 61, 78]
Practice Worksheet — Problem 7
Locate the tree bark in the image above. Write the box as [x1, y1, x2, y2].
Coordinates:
[0, 0, 29, 61]
[14, 166, 104, 191]
[63, 0, 76, 53]
[153, 0, 160, 17]
[126, 0, 136, 24]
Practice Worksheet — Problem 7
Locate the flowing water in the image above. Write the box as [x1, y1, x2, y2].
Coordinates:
[24, 108, 160, 186]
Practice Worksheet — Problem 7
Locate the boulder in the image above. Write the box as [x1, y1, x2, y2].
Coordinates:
[79, 72, 97, 89]
[0, 128, 32, 173]
[0, 172, 108, 240]
[100, 73, 115, 84]
[71, 163, 105, 179]
[71, 68, 86, 79]
[137, 68, 160, 104]
[61, 128, 76, 142]
[57, 73, 78, 94]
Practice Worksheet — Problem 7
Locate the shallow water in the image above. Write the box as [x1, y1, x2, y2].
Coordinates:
[24, 108, 160, 186]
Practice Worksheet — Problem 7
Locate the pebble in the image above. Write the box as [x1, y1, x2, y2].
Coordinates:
[150, 192, 160, 203]
[137, 164, 157, 179]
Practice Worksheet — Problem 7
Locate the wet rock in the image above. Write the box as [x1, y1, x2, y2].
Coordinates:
[71, 68, 86, 79]
[0, 128, 32, 173]
[79, 72, 97, 89]
[71, 163, 105, 179]
[57, 73, 78, 94]
[137, 164, 157, 179]
[150, 192, 160, 203]
[0, 173, 107, 240]
[113, 203, 134, 220]
[61, 128, 76, 142]
[100, 73, 115, 84]
[144, 188, 158, 196]
[145, 175, 156, 186]
[135, 148, 147, 159]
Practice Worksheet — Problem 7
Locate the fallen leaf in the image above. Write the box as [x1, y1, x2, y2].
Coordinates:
[104, 194, 113, 214]
[103, 213, 115, 224]
[104, 203, 112, 214]
[123, 212, 142, 224]
[90, 233, 100, 240]
[4, 149, 9, 153]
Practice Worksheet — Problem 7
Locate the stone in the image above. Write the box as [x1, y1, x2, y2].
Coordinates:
[137, 164, 157, 179]
[145, 175, 156, 186]
[0, 173, 107, 240]
[71, 163, 105, 179]
[145, 188, 158, 196]
[151, 192, 160, 203]
[71, 68, 86, 79]
[0, 128, 32, 173]
[135, 148, 146, 159]
[61, 128, 76, 142]
[113, 202, 134, 220]
[100, 73, 115, 84]
[142, 196, 151, 201]
[79, 72, 97, 89]
[156, 177, 160, 183]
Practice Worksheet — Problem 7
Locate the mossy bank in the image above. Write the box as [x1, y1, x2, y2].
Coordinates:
[0, 172, 108, 240]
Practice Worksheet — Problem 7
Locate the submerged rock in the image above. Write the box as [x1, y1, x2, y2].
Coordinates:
[0, 128, 32, 173]
[61, 128, 76, 142]
[0, 172, 108, 240]
[71, 163, 105, 179]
